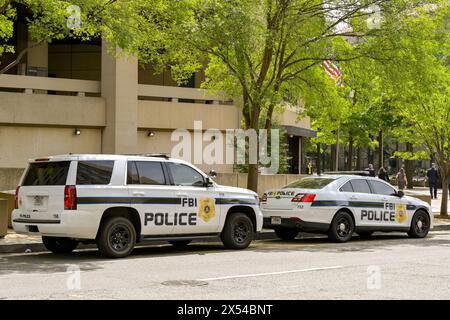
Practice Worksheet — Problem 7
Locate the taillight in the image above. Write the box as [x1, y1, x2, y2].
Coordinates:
[291, 193, 316, 203]
[14, 186, 20, 209]
[64, 185, 77, 210]
[260, 193, 267, 204]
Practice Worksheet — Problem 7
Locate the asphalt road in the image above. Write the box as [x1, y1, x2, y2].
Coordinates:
[1, 231, 450, 300]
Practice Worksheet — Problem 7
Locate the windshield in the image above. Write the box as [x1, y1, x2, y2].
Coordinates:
[283, 177, 336, 189]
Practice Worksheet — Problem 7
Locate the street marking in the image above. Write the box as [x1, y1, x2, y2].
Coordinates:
[197, 265, 344, 281]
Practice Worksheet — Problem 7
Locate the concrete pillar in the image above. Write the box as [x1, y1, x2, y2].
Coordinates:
[101, 39, 138, 154]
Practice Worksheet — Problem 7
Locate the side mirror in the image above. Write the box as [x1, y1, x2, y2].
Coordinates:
[205, 177, 214, 187]
[209, 169, 217, 178]
[397, 190, 404, 198]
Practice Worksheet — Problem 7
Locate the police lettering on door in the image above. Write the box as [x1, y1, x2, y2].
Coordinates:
[361, 203, 407, 223]
[144, 198, 197, 226]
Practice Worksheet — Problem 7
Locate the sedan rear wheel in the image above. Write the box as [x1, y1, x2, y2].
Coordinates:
[328, 211, 354, 243]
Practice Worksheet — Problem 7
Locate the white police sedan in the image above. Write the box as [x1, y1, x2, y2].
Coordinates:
[261, 175, 433, 242]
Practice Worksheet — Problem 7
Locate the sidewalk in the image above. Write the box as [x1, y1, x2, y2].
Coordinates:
[1, 218, 450, 254]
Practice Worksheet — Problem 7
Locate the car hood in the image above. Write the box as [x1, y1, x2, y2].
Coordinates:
[215, 184, 258, 197]
[404, 195, 431, 208]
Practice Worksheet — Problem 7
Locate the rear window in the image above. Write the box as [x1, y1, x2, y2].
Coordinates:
[22, 161, 70, 186]
[76, 161, 114, 185]
[283, 177, 336, 189]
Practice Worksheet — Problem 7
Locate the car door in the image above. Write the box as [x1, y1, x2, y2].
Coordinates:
[346, 178, 381, 228]
[368, 180, 409, 228]
[166, 162, 221, 235]
[127, 160, 175, 236]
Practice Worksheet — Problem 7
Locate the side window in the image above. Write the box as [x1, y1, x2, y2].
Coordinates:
[340, 181, 354, 192]
[76, 161, 114, 185]
[369, 180, 397, 196]
[127, 161, 166, 185]
[168, 163, 205, 187]
[350, 179, 372, 194]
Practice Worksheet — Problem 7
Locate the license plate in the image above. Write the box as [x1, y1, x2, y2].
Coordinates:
[271, 216, 282, 225]
[34, 196, 44, 206]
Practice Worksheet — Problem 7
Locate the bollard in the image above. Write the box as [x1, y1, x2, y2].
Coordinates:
[0, 199, 7, 238]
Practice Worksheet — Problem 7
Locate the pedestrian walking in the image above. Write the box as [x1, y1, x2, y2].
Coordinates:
[396, 168, 408, 191]
[366, 163, 375, 177]
[378, 167, 390, 182]
[427, 163, 439, 199]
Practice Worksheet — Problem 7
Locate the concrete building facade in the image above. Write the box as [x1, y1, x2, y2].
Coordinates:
[0, 23, 315, 191]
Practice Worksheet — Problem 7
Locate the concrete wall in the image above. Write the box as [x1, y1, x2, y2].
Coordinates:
[0, 92, 105, 127]
[0, 126, 102, 168]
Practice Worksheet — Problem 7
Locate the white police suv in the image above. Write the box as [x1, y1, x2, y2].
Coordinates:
[12, 154, 262, 258]
[261, 175, 433, 242]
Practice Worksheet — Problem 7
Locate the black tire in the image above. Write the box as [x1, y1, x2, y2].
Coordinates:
[328, 211, 354, 243]
[221, 212, 254, 249]
[42, 236, 78, 254]
[168, 240, 192, 247]
[408, 210, 430, 238]
[357, 231, 374, 238]
[97, 217, 136, 258]
[274, 228, 299, 240]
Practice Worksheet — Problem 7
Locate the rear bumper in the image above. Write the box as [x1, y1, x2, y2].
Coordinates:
[263, 217, 330, 233]
[11, 209, 100, 240]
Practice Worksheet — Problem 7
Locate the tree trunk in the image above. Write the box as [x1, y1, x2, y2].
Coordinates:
[356, 147, 361, 170]
[378, 130, 383, 169]
[247, 163, 259, 193]
[405, 143, 414, 190]
[440, 175, 448, 216]
[246, 102, 260, 192]
[347, 136, 354, 171]
[335, 128, 340, 171]
[316, 143, 321, 175]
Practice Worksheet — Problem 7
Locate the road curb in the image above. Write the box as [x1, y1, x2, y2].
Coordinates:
[1, 226, 449, 254]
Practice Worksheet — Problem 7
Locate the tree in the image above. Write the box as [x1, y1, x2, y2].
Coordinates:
[165, 0, 423, 191]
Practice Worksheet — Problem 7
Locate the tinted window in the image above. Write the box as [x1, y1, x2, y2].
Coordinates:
[23, 161, 70, 186]
[76, 161, 114, 185]
[169, 163, 204, 187]
[350, 179, 372, 194]
[129, 161, 166, 185]
[340, 181, 354, 192]
[127, 161, 139, 184]
[369, 180, 397, 196]
[283, 178, 336, 189]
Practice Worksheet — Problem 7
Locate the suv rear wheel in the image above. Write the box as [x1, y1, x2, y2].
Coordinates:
[97, 217, 136, 258]
[42, 236, 78, 254]
[221, 212, 254, 249]
[274, 228, 299, 240]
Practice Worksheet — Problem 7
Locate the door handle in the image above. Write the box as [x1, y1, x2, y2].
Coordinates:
[382, 197, 389, 202]
[176, 193, 189, 197]
[132, 192, 145, 196]
[349, 195, 358, 200]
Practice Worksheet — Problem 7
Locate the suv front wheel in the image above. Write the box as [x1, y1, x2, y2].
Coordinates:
[42, 236, 78, 254]
[97, 217, 136, 258]
[221, 212, 254, 249]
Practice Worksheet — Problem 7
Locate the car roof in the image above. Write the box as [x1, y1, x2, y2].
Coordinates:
[28, 154, 188, 164]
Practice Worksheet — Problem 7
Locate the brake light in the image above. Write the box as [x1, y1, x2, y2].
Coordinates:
[14, 186, 20, 209]
[64, 185, 77, 210]
[260, 193, 267, 203]
[291, 193, 316, 203]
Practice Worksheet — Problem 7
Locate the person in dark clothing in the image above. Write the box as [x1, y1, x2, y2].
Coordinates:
[378, 167, 390, 182]
[427, 163, 439, 199]
[366, 163, 375, 177]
